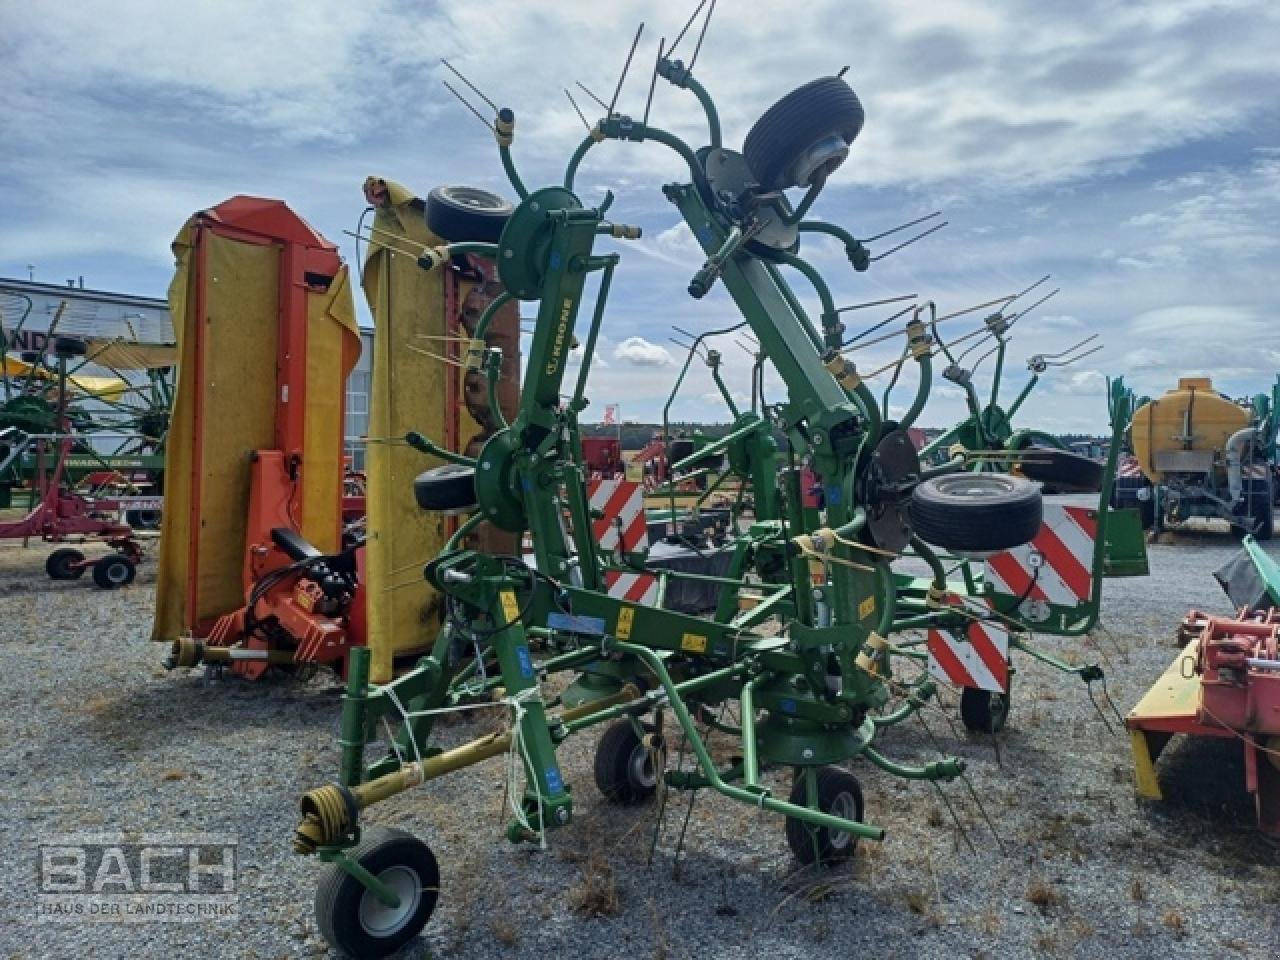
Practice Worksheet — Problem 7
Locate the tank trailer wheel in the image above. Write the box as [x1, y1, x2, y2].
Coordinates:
[960, 687, 1011, 734]
[315, 827, 440, 959]
[46, 547, 86, 580]
[785, 766, 865, 866]
[909, 473, 1042, 553]
[594, 719, 664, 805]
[92, 553, 136, 589]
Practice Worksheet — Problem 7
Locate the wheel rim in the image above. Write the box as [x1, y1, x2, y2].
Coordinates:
[628, 743, 657, 790]
[990, 693, 1009, 729]
[357, 865, 422, 938]
[444, 186, 506, 212]
[105, 562, 129, 585]
[827, 791, 859, 850]
[931, 474, 1017, 499]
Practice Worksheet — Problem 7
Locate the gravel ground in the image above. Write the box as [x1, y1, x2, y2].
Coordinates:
[1, 512, 1278, 960]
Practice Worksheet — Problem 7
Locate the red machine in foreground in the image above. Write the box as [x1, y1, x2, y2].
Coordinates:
[1129, 545, 1280, 834]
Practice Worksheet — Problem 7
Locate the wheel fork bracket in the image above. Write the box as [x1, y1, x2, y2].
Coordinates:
[320, 847, 402, 910]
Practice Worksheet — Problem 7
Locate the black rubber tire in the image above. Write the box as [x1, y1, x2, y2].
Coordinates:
[593, 720, 663, 805]
[1255, 496, 1274, 541]
[960, 687, 1011, 733]
[125, 508, 163, 531]
[785, 767, 865, 866]
[910, 473, 1042, 553]
[53, 337, 87, 357]
[46, 547, 86, 580]
[315, 826, 439, 960]
[1017, 447, 1104, 492]
[413, 464, 477, 513]
[426, 185, 513, 244]
[1138, 495, 1155, 531]
[91, 554, 136, 589]
[743, 76, 865, 191]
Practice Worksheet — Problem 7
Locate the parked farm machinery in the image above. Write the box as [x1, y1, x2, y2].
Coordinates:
[284, 31, 1141, 956]
[1111, 375, 1278, 539]
[1128, 535, 1280, 835]
[0, 303, 174, 586]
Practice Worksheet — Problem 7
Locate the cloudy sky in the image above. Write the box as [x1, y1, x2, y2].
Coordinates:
[2, 0, 1279, 431]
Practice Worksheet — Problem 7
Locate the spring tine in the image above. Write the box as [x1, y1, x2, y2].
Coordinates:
[1049, 343, 1104, 367]
[1009, 274, 1051, 305]
[575, 81, 610, 112]
[861, 210, 943, 244]
[607, 22, 646, 117]
[954, 328, 996, 364]
[441, 80, 496, 132]
[1042, 332, 1099, 360]
[643, 37, 665, 127]
[440, 58, 499, 114]
[959, 770, 1007, 854]
[564, 88, 592, 132]
[1007, 287, 1059, 327]
[970, 340, 1002, 372]
[687, 0, 717, 74]
[669, 0, 710, 58]
[869, 221, 948, 261]
[835, 293, 917, 314]
[672, 325, 699, 341]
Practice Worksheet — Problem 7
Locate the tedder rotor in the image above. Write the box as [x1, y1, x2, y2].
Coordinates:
[292, 27, 1066, 958]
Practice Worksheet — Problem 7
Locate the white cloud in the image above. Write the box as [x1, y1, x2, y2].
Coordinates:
[614, 336, 674, 367]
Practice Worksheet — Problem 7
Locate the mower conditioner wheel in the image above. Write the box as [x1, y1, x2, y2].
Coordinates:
[785, 766, 865, 866]
[960, 687, 1011, 733]
[46, 547, 86, 580]
[92, 553, 136, 589]
[1017, 447, 1104, 491]
[315, 826, 440, 960]
[743, 76, 865, 191]
[413, 464, 478, 514]
[910, 473, 1042, 553]
[426, 185, 513, 244]
[593, 720, 663, 805]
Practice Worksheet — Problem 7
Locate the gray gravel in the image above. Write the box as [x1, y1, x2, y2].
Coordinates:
[1, 515, 1278, 960]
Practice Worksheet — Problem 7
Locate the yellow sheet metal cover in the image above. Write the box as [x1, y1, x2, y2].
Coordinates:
[151, 212, 359, 640]
[361, 177, 466, 683]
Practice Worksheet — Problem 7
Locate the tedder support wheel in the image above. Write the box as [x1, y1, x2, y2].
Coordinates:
[593, 719, 663, 805]
[785, 766, 865, 866]
[910, 473, 1042, 553]
[742, 76, 866, 191]
[315, 826, 440, 959]
[46, 548, 86, 580]
[1016, 447, 1104, 492]
[426, 185, 513, 244]
[413, 464, 478, 514]
[92, 553, 136, 589]
[960, 687, 1011, 733]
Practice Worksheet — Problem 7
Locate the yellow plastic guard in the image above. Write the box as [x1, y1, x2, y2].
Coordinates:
[1125, 639, 1201, 801]
[152, 213, 359, 641]
[360, 178, 481, 683]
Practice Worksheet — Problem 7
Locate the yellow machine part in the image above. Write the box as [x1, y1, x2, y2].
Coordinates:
[1130, 376, 1248, 483]
[152, 221, 360, 640]
[361, 177, 486, 684]
[0, 355, 130, 400]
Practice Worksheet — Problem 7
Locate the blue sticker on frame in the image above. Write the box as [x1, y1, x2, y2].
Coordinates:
[516, 646, 534, 678]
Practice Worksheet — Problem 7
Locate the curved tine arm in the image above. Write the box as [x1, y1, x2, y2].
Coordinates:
[656, 57, 722, 147]
[799, 220, 871, 272]
[564, 122, 703, 193]
[771, 249, 839, 345]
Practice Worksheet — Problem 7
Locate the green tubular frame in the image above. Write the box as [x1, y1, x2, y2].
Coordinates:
[298, 57, 985, 888]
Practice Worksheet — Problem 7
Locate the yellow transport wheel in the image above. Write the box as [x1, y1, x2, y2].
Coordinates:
[315, 827, 439, 959]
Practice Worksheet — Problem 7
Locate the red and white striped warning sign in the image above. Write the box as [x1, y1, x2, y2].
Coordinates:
[587, 478, 659, 605]
[984, 503, 1097, 609]
[602, 569, 659, 605]
[927, 612, 1009, 693]
[1117, 455, 1143, 478]
[587, 478, 649, 554]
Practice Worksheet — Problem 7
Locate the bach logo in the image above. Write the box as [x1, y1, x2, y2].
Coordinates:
[36, 833, 238, 923]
